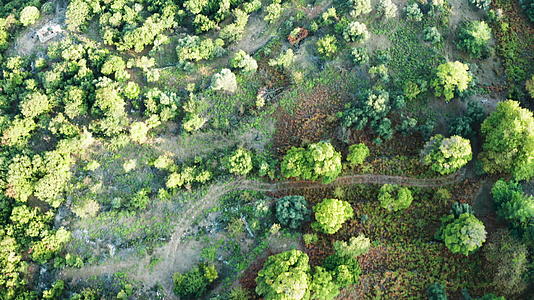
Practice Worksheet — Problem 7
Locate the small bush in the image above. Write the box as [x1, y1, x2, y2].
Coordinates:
[316, 35, 338, 58]
[227, 148, 253, 176]
[173, 264, 218, 299]
[405, 3, 423, 22]
[378, 184, 413, 212]
[312, 198, 353, 234]
[343, 21, 369, 43]
[275, 195, 310, 229]
[346, 143, 369, 166]
[211, 69, 237, 93]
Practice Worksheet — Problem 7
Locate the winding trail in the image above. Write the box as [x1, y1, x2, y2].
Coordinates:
[61, 170, 466, 298]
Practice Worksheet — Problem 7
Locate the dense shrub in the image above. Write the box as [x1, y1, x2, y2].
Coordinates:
[421, 134, 472, 175]
[377, 0, 398, 19]
[519, 0, 534, 22]
[351, 47, 369, 65]
[343, 21, 369, 43]
[275, 195, 310, 229]
[332, 234, 370, 258]
[479, 100, 534, 180]
[483, 229, 528, 296]
[457, 21, 492, 59]
[176, 36, 225, 64]
[227, 148, 253, 176]
[173, 263, 218, 299]
[491, 180, 534, 229]
[405, 3, 423, 22]
[316, 35, 338, 58]
[432, 61, 472, 101]
[281, 141, 342, 184]
[322, 254, 361, 287]
[230, 50, 258, 74]
[312, 198, 353, 234]
[424, 26, 442, 44]
[348, 0, 372, 17]
[255, 249, 310, 300]
[449, 101, 485, 138]
[436, 213, 486, 255]
[378, 184, 413, 212]
[346, 143, 369, 166]
[268, 49, 295, 70]
[211, 69, 237, 93]
[468, 0, 491, 10]
[427, 282, 448, 300]
[264, 0, 282, 23]
[309, 266, 339, 300]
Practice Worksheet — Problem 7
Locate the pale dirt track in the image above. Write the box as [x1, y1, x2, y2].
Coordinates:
[61, 170, 465, 298]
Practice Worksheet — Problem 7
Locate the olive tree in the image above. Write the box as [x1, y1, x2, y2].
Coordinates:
[281, 141, 342, 184]
[226, 148, 253, 176]
[378, 184, 413, 212]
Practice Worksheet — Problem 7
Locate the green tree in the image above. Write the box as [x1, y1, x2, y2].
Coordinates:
[230, 50, 258, 74]
[457, 21, 492, 58]
[256, 249, 311, 300]
[343, 21, 369, 43]
[20, 91, 51, 119]
[173, 263, 218, 299]
[275, 195, 310, 229]
[491, 180, 534, 229]
[31, 228, 71, 264]
[281, 141, 342, 184]
[227, 148, 253, 176]
[312, 198, 353, 234]
[268, 49, 295, 70]
[378, 184, 413, 212]
[405, 3, 423, 21]
[377, 0, 398, 19]
[20, 6, 40, 26]
[436, 213, 486, 255]
[421, 134, 472, 175]
[479, 100, 534, 180]
[309, 266, 339, 300]
[346, 143, 369, 166]
[316, 35, 338, 58]
[432, 61, 472, 101]
[349, 0, 372, 17]
[264, 0, 283, 23]
[322, 254, 361, 287]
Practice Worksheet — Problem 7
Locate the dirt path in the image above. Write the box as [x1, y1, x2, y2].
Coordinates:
[61, 170, 465, 297]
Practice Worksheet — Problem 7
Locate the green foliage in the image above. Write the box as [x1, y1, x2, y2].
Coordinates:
[31, 228, 71, 264]
[173, 263, 218, 299]
[339, 89, 394, 143]
[351, 47, 369, 65]
[211, 69, 237, 93]
[316, 35, 338, 58]
[255, 249, 310, 300]
[377, 0, 398, 19]
[491, 180, 534, 229]
[405, 3, 423, 22]
[322, 254, 361, 288]
[436, 213, 486, 255]
[449, 101, 485, 138]
[468, 0, 491, 10]
[281, 141, 342, 184]
[431, 61, 472, 101]
[427, 282, 447, 300]
[268, 49, 295, 70]
[421, 135, 472, 175]
[227, 148, 253, 176]
[264, 0, 282, 23]
[275, 195, 309, 229]
[312, 198, 353, 234]
[166, 165, 212, 189]
[343, 21, 369, 43]
[303, 233, 318, 245]
[346, 143, 369, 166]
[378, 184, 413, 212]
[483, 229, 528, 296]
[42, 280, 65, 299]
[457, 21, 492, 59]
[349, 0, 372, 17]
[519, 0, 534, 22]
[424, 27, 442, 44]
[176, 35, 225, 64]
[479, 100, 534, 180]
[230, 50, 258, 74]
[333, 234, 370, 258]
[526, 75, 534, 98]
[309, 266, 339, 300]
[19, 6, 39, 26]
